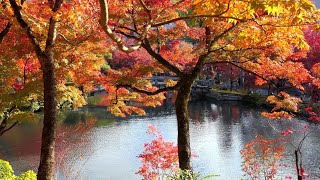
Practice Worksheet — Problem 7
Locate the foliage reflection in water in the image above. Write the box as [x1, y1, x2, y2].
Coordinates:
[0, 100, 320, 179]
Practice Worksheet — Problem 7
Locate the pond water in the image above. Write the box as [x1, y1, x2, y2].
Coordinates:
[0, 100, 320, 179]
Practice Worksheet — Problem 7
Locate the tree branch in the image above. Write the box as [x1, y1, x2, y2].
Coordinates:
[152, 15, 245, 27]
[45, 17, 58, 54]
[209, 22, 239, 49]
[0, 121, 18, 136]
[52, 0, 63, 12]
[152, 3, 243, 28]
[0, 22, 12, 44]
[0, 105, 17, 136]
[99, 0, 151, 53]
[58, 32, 92, 46]
[191, 23, 240, 77]
[118, 80, 181, 95]
[155, 0, 186, 20]
[142, 39, 182, 76]
[138, 0, 151, 21]
[114, 29, 140, 40]
[9, 0, 44, 63]
[212, 61, 280, 90]
[153, 0, 233, 27]
[45, 0, 63, 54]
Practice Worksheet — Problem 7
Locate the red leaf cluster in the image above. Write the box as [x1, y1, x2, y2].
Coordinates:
[136, 125, 179, 180]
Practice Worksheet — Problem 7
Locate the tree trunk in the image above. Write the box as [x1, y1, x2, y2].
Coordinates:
[295, 150, 303, 180]
[37, 55, 57, 180]
[36, 16, 60, 180]
[175, 77, 194, 170]
[9, 0, 62, 177]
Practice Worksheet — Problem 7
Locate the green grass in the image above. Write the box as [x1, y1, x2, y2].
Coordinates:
[211, 88, 245, 96]
[86, 95, 104, 106]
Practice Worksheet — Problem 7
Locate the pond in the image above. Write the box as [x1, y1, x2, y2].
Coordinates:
[0, 100, 320, 179]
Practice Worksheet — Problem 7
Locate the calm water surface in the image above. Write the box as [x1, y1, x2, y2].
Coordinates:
[0, 100, 320, 179]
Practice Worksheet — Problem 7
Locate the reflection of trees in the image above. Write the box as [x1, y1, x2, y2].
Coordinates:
[188, 100, 244, 152]
[239, 114, 320, 179]
[56, 117, 97, 179]
[218, 102, 242, 151]
[188, 101, 210, 124]
[0, 122, 42, 158]
[63, 111, 87, 125]
[241, 135, 285, 179]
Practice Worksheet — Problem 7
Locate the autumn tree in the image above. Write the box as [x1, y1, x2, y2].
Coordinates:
[99, 0, 319, 170]
[299, 27, 320, 92]
[1, 0, 108, 179]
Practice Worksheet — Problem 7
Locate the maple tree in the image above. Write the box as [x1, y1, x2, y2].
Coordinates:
[214, 63, 242, 90]
[137, 125, 179, 179]
[99, 0, 319, 170]
[300, 27, 320, 93]
[267, 107, 320, 180]
[1, 0, 108, 179]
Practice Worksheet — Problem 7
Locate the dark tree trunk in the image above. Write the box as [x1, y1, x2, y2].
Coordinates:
[37, 17, 59, 180]
[175, 55, 206, 170]
[295, 150, 303, 180]
[175, 77, 194, 170]
[37, 55, 57, 180]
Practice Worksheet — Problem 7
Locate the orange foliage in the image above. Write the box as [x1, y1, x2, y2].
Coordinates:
[262, 92, 302, 119]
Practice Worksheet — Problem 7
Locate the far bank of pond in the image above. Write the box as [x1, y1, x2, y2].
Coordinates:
[0, 100, 320, 179]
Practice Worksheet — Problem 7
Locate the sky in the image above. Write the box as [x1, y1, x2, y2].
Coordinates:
[316, 0, 320, 8]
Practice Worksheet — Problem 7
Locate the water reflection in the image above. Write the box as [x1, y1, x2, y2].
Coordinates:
[0, 100, 319, 179]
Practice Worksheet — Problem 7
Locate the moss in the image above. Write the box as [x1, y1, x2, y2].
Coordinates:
[211, 88, 245, 96]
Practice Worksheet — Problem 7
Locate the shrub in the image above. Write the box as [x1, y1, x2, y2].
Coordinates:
[0, 159, 36, 180]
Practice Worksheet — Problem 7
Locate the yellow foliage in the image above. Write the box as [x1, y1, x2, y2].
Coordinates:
[266, 91, 301, 113]
[164, 79, 177, 87]
[56, 84, 87, 109]
[261, 111, 293, 119]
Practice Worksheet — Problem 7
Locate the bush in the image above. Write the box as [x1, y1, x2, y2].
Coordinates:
[0, 160, 14, 180]
[167, 170, 219, 180]
[16, 171, 37, 180]
[242, 92, 267, 106]
[0, 160, 36, 180]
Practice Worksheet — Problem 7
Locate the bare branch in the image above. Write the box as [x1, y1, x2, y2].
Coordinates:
[0, 121, 18, 136]
[0, 106, 17, 136]
[99, 0, 151, 53]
